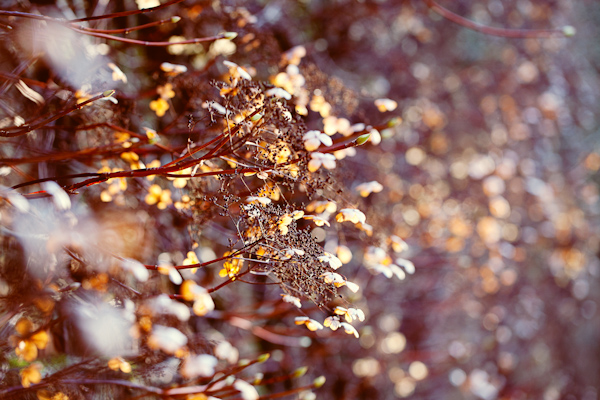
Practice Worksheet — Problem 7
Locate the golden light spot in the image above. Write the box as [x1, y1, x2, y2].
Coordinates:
[500, 269, 517, 286]
[352, 357, 380, 377]
[405, 147, 426, 166]
[381, 332, 406, 354]
[336, 245, 353, 264]
[502, 224, 519, 242]
[445, 236, 465, 253]
[449, 217, 473, 238]
[584, 153, 600, 171]
[480, 95, 497, 115]
[374, 98, 398, 112]
[421, 107, 445, 129]
[482, 276, 499, 294]
[489, 196, 511, 219]
[429, 132, 448, 155]
[145, 185, 172, 209]
[394, 377, 416, 397]
[477, 217, 501, 244]
[408, 361, 428, 381]
[309, 95, 331, 118]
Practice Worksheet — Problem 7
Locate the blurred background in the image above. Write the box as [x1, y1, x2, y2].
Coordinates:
[238, 1, 600, 398]
[2, 0, 600, 399]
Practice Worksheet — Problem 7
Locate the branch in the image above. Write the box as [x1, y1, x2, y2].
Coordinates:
[423, 0, 574, 38]
[0, 91, 115, 138]
[0, 379, 163, 399]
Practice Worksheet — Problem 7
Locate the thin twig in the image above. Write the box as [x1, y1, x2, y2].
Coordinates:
[423, 0, 568, 38]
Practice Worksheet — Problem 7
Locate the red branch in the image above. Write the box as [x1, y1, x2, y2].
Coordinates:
[423, 0, 568, 38]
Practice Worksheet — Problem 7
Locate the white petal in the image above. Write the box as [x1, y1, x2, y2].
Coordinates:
[168, 266, 183, 285]
[396, 258, 415, 274]
[122, 258, 149, 282]
[42, 181, 71, 210]
[234, 379, 259, 400]
[345, 281, 360, 293]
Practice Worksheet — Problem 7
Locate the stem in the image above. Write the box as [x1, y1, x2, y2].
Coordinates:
[256, 383, 321, 399]
[73, 17, 178, 35]
[0, 379, 163, 399]
[147, 239, 262, 271]
[69, 27, 228, 46]
[423, 0, 567, 38]
[0, 92, 110, 137]
[69, 0, 185, 22]
[208, 269, 251, 293]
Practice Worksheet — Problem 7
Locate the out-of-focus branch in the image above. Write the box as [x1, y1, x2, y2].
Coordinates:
[422, 0, 574, 38]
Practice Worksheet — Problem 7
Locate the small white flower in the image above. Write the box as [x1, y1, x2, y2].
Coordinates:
[256, 171, 269, 180]
[336, 208, 366, 224]
[168, 266, 183, 285]
[281, 294, 302, 308]
[357, 222, 373, 236]
[334, 306, 351, 322]
[303, 130, 333, 151]
[215, 341, 239, 364]
[295, 316, 324, 331]
[306, 200, 337, 214]
[208, 101, 228, 115]
[323, 116, 351, 136]
[347, 307, 365, 322]
[390, 235, 409, 253]
[147, 294, 190, 321]
[389, 264, 406, 280]
[364, 246, 387, 263]
[345, 281, 360, 293]
[135, 0, 160, 10]
[396, 258, 416, 274]
[265, 87, 292, 100]
[246, 196, 271, 205]
[350, 123, 366, 133]
[369, 128, 381, 145]
[192, 290, 215, 316]
[373, 263, 393, 279]
[318, 252, 343, 270]
[324, 316, 341, 331]
[341, 322, 360, 338]
[148, 325, 187, 354]
[308, 152, 336, 172]
[283, 45, 307, 65]
[42, 181, 71, 210]
[2, 188, 29, 213]
[355, 181, 384, 197]
[321, 272, 345, 286]
[108, 62, 127, 83]
[303, 214, 331, 227]
[181, 354, 218, 379]
[281, 248, 305, 260]
[160, 62, 187, 75]
[292, 210, 305, 219]
[333, 147, 356, 160]
[299, 390, 317, 400]
[234, 379, 259, 400]
[374, 98, 398, 112]
[223, 60, 252, 80]
[121, 258, 149, 282]
[157, 262, 183, 285]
